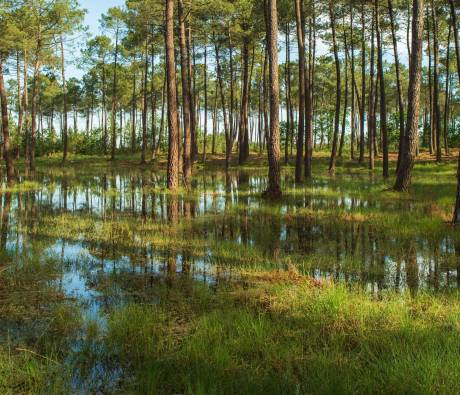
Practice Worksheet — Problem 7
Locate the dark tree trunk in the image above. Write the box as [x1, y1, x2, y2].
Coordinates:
[394, 0, 425, 192]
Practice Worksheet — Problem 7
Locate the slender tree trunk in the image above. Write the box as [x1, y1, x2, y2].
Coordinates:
[165, 0, 180, 190]
[359, 3, 366, 164]
[214, 38, 231, 168]
[328, 3, 341, 175]
[102, 58, 107, 155]
[443, 24, 452, 156]
[294, 0, 305, 182]
[350, 4, 356, 160]
[61, 34, 69, 162]
[111, 26, 119, 161]
[449, 0, 460, 223]
[141, 40, 149, 164]
[131, 64, 137, 153]
[16, 52, 23, 159]
[203, 41, 208, 163]
[24, 49, 29, 167]
[388, 0, 406, 172]
[394, 0, 424, 191]
[339, 23, 348, 158]
[179, 0, 192, 188]
[238, 37, 250, 164]
[304, 3, 314, 178]
[264, 0, 281, 198]
[431, 0, 442, 162]
[0, 58, 15, 184]
[376, 0, 388, 177]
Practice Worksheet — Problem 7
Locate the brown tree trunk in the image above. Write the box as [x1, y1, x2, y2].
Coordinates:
[238, 37, 250, 164]
[376, 0, 388, 177]
[0, 57, 15, 183]
[179, 0, 192, 188]
[431, 0, 442, 162]
[388, 0, 406, 172]
[203, 41, 208, 163]
[264, 0, 281, 198]
[61, 34, 68, 162]
[349, 4, 356, 160]
[394, 0, 424, 191]
[165, 0, 180, 190]
[359, 3, 366, 164]
[111, 26, 119, 161]
[449, 0, 460, 223]
[141, 40, 149, 164]
[328, 3, 341, 175]
[339, 22, 348, 158]
[443, 24, 452, 156]
[294, 0, 305, 182]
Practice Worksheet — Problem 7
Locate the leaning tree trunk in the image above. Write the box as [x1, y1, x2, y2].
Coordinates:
[165, 0, 180, 190]
[0, 57, 15, 184]
[394, 0, 425, 192]
[449, 0, 460, 223]
[264, 0, 281, 198]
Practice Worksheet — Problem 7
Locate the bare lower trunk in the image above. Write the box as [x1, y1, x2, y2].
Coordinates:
[264, 0, 281, 198]
[0, 58, 15, 183]
[165, 0, 180, 190]
[394, 0, 424, 191]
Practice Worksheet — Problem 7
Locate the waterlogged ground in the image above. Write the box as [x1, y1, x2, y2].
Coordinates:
[1, 155, 460, 394]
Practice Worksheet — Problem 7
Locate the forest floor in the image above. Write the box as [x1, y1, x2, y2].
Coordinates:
[1, 150, 460, 394]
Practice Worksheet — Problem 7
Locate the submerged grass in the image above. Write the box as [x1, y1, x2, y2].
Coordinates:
[2, 152, 460, 393]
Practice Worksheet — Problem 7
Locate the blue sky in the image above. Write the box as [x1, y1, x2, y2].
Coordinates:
[80, 0, 125, 35]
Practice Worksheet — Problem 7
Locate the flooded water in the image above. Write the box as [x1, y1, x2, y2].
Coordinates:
[1, 167, 459, 393]
[1, 167, 458, 302]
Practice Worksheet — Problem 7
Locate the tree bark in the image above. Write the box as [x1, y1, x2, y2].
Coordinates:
[430, 0, 442, 162]
[61, 34, 69, 162]
[0, 57, 15, 183]
[165, 0, 180, 190]
[264, 0, 281, 198]
[449, 0, 460, 223]
[394, 0, 424, 191]
[376, 0, 388, 177]
[294, 0, 305, 182]
[388, 0, 406, 172]
[328, 3, 341, 175]
[179, 0, 192, 188]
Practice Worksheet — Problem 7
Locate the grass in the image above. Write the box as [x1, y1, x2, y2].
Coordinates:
[1, 151, 460, 393]
[104, 273, 460, 394]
